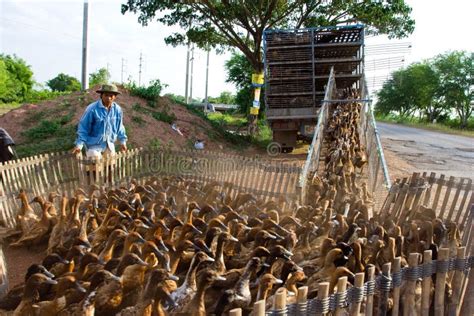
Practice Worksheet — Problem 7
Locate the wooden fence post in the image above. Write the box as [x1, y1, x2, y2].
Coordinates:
[0, 244, 8, 298]
[421, 250, 433, 315]
[391, 257, 401, 316]
[253, 300, 266, 316]
[365, 265, 375, 316]
[379, 262, 391, 315]
[335, 276, 348, 316]
[229, 308, 242, 316]
[403, 253, 419, 316]
[273, 287, 287, 315]
[434, 248, 450, 316]
[350, 272, 364, 316]
[448, 247, 466, 316]
[297, 286, 308, 315]
[316, 282, 330, 316]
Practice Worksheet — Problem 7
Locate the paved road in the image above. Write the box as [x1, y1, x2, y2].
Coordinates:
[377, 122, 474, 179]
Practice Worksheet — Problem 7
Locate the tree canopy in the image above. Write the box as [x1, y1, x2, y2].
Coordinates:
[0, 54, 34, 103]
[433, 51, 473, 128]
[122, 0, 415, 72]
[47, 73, 81, 92]
[376, 51, 474, 128]
[89, 68, 111, 87]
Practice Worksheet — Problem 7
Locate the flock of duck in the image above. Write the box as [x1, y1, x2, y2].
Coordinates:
[0, 90, 462, 315]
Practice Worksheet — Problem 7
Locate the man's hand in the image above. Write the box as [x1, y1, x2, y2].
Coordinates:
[71, 147, 82, 155]
[120, 144, 127, 152]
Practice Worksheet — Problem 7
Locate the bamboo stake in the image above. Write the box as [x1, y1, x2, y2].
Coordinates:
[316, 282, 330, 316]
[434, 248, 450, 316]
[448, 247, 466, 316]
[297, 286, 308, 315]
[273, 287, 287, 313]
[253, 300, 266, 316]
[335, 276, 348, 316]
[365, 265, 375, 316]
[392, 257, 401, 316]
[229, 308, 242, 316]
[350, 272, 365, 316]
[421, 250, 433, 316]
[403, 253, 419, 316]
[379, 262, 391, 316]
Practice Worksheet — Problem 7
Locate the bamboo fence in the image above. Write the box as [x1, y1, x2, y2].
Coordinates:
[0, 148, 303, 229]
[226, 247, 473, 316]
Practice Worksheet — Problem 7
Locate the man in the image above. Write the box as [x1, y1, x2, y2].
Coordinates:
[72, 84, 127, 158]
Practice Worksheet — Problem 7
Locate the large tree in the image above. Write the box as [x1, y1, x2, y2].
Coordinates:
[47, 73, 81, 92]
[89, 68, 111, 87]
[433, 51, 473, 129]
[122, 0, 415, 72]
[0, 54, 34, 103]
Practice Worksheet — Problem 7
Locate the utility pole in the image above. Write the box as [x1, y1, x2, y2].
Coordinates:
[81, 0, 89, 90]
[189, 45, 195, 103]
[204, 49, 210, 104]
[185, 41, 191, 104]
[121, 58, 125, 84]
[138, 52, 143, 86]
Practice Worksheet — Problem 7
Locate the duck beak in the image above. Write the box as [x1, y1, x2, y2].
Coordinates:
[192, 226, 202, 235]
[215, 276, 226, 282]
[274, 278, 283, 285]
[229, 236, 239, 242]
[205, 257, 215, 263]
[168, 274, 179, 282]
[43, 270, 55, 279]
[137, 235, 146, 244]
[156, 239, 169, 253]
[75, 282, 87, 294]
[163, 261, 171, 272]
[44, 278, 58, 285]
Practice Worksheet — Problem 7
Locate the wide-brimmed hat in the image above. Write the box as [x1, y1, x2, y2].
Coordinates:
[96, 84, 121, 94]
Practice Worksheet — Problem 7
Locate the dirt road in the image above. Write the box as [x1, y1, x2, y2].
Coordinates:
[377, 122, 474, 180]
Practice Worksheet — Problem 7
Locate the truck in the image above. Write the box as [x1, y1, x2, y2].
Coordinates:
[263, 25, 365, 152]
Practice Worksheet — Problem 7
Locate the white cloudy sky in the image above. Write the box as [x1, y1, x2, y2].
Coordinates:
[1, 0, 473, 99]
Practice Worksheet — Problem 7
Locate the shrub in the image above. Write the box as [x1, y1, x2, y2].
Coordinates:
[126, 79, 168, 106]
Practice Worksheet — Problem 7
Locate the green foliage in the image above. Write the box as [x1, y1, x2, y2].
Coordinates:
[126, 79, 168, 106]
[132, 102, 176, 124]
[433, 51, 474, 129]
[17, 114, 76, 157]
[376, 50, 473, 128]
[151, 110, 176, 124]
[131, 115, 145, 124]
[0, 54, 34, 103]
[122, 1, 414, 71]
[165, 93, 186, 104]
[47, 73, 81, 92]
[207, 112, 246, 127]
[24, 89, 64, 103]
[207, 91, 236, 105]
[224, 53, 265, 116]
[89, 68, 110, 87]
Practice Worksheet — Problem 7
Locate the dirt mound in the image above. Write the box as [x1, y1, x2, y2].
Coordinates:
[0, 86, 241, 156]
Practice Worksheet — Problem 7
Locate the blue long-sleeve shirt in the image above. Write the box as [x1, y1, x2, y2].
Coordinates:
[75, 100, 127, 151]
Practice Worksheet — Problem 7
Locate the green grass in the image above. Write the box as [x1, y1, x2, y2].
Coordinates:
[131, 115, 145, 125]
[16, 113, 76, 157]
[207, 112, 247, 127]
[132, 102, 176, 124]
[376, 114, 474, 138]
